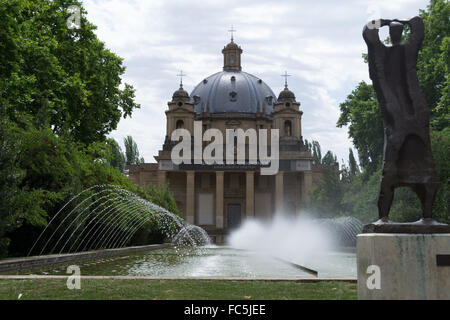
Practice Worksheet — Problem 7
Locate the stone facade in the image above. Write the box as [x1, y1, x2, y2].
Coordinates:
[127, 39, 334, 241]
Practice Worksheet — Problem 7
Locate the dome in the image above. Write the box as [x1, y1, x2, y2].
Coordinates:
[278, 87, 296, 102]
[190, 70, 277, 115]
[223, 41, 240, 50]
[172, 86, 190, 101]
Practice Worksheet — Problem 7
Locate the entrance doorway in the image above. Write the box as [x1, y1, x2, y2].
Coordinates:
[227, 204, 241, 230]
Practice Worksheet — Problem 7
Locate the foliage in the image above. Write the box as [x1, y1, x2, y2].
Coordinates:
[321, 151, 337, 166]
[0, 116, 26, 256]
[1, 122, 183, 257]
[311, 141, 322, 165]
[430, 128, 450, 223]
[141, 184, 181, 217]
[337, 82, 384, 176]
[348, 148, 359, 177]
[124, 135, 144, 165]
[1, 119, 134, 256]
[417, 0, 450, 130]
[131, 183, 183, 245]
[0, 0, 140, 144]
[107, 138, 125, 172]
[0, 1, 179, 258]
[305, 142, 343, 217]
[306, 167, 345, 218]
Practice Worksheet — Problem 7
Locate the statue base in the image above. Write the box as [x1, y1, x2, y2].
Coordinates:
[362, 218, 450, 234]
[357, 233, 450, 299]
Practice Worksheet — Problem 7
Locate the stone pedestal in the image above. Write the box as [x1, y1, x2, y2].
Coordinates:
[357, 233, 450, 300]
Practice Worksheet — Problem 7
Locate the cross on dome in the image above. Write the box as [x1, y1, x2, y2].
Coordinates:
[281, 71, 291, 88]
[228, 25, 236, 42]
[177, 70, 186, 88]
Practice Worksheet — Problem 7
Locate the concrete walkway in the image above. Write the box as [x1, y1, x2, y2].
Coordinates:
[0, 275, 356, 282]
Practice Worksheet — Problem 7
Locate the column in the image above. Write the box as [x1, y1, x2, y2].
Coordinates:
[186, 171, 195, 224]
[302, 171, 313, 202]
[215, 171, 224, 229]
[246, 171, 254, 217]
[157, 171, 167, 188]
[275, 171, 284, 213]
[136, 170, 142, 187]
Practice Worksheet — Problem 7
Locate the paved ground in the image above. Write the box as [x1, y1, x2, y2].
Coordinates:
[0, 275, 356, 282]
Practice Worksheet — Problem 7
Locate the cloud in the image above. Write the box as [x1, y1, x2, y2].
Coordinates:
[84, 0, 430, 164]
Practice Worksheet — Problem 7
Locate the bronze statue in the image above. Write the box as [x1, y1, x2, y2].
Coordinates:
[362, 17, 449, 233]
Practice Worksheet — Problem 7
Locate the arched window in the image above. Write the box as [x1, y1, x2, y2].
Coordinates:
[176, 120, 184, 129]
[284, 120, 292, 136]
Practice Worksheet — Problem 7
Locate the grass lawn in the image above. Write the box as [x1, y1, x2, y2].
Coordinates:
[0, 279, 356, 300]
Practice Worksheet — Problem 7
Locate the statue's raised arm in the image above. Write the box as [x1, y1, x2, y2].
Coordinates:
[362, 19, 391, 47]
[405, 16, 425, 50]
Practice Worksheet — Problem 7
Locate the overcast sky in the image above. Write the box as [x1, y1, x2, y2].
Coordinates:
[83, 0, 429, 165]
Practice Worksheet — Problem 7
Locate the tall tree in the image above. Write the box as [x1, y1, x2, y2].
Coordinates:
[337, 81, 384, 176]
[107, 138, 125, 171]
[0, 0, 140, 143]
[321, 150, 337, 166]
[348, 148, 359, 177]
[417, 0, 450, 130]
[312, 141, 322, 165]
[124, 135, 144, 165]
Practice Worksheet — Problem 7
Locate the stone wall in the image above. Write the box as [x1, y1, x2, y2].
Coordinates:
[0, 244, 172, 273]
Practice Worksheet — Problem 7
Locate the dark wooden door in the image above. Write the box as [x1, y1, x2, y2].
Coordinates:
[227, 204, 241, 230]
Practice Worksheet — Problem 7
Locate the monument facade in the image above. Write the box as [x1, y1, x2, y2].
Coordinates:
[127, 37, 336, 241]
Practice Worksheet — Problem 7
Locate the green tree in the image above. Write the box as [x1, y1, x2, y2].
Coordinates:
[0, 0, 140, 144]
[348, 148, 359, 177]
[321, 150, 337, 166]
[124, 135, 144, 165]
[0, 1, 181, 257]
[337, 82, 384, 176]
[417, 0, 450, 130]
[304, 142, 344, 218]
[430, 128, 450, 223]
[311, 141, 322, 165]
[1, 121, 182, 257]
[306, 166, 344, 218]
[107, 138, 125, 172]
[0, 116, 26, 256]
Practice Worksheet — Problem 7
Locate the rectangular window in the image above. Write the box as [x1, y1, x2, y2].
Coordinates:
[197, 193, 214, 225]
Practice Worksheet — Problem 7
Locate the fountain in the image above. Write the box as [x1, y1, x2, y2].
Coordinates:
[1, 204, 361, 278]
[27, 185, 211, 257]
[227, 213, 362, 277]
[317, 216, 363, 247]
[0, 186, 363, 278]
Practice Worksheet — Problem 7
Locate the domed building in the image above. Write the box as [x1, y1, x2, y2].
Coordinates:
[128, 38, 325, 243]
